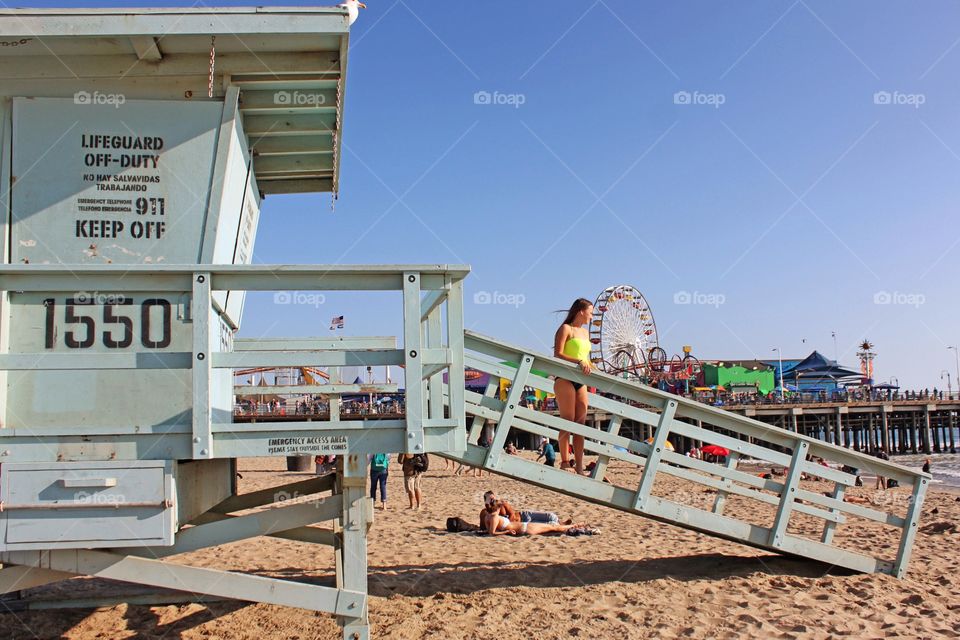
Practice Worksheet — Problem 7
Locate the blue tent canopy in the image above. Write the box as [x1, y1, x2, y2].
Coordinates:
[782, 351, 860, 380]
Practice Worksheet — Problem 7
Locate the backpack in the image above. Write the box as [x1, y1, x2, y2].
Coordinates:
[371, 453, 389, 471]
[413, 454, 429, 473]
[446, 516, 480, 533]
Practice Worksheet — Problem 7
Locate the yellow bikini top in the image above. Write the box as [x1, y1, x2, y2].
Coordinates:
[562, 335, 591, 362]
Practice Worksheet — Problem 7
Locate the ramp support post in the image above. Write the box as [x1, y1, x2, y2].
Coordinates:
[337, 455, 371, 640]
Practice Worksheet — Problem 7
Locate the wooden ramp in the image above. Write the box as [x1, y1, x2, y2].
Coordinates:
[441, 331, 930, 578]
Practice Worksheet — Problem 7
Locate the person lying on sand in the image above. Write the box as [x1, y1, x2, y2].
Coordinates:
[481, 491, 598, 536]
[485, 510, 598, 536]
[479, 490, 570, 530]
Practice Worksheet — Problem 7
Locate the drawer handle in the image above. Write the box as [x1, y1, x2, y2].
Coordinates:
[0, 500, 172, 511]
[60, 478, 118, 489]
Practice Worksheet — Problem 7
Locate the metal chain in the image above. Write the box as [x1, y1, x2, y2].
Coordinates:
[331, 73, 344, 211]
[208, 36, 216, 98]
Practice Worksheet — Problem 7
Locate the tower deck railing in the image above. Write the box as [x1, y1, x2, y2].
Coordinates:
[0, 264, 468, 461]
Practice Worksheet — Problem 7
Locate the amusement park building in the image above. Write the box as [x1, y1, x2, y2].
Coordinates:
[702, 352, 862, 395]
[702, 361, 776, 395]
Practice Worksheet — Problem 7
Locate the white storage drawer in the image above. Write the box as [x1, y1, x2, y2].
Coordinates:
[0, 461, 175, 550]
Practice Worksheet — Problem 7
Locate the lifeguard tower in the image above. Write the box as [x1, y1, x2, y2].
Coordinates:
[0, 7, 930, 640]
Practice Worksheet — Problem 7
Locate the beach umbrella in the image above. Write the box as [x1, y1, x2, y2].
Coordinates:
[645, 437, 674, 451]
[701, 445, 730, 457]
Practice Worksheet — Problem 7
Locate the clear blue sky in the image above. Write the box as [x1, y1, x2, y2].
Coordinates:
[23, 1, 960, 389]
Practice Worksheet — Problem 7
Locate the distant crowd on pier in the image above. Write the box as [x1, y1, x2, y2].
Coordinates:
[234, 386, 952, 418]
[709, 387, 955, 407]
[234, 397, 406, 417]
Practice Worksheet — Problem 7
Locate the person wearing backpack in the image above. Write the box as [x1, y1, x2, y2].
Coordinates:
[399, 453, 428, 510]
[369, 453, 390, 510]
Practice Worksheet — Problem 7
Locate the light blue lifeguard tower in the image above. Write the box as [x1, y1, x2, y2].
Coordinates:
[0, 7, 929, 640]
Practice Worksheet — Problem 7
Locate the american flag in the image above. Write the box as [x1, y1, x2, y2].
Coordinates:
[329, 315, 344, 330]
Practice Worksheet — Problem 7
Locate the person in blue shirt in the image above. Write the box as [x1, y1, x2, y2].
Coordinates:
[369, 453, 389, 510]
[537, 440, 557, 467]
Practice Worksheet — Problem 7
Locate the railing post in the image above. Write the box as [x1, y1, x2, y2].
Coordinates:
[820, 481, 846, 544]
[590, 414, 623, 482]
[484, 354, 533, 470]
[402, 272, 424, 454]
[893, 476, 928, 578]
[633, 399, 677, 511]
[446, 278, 466, 443]
[711, 451, 741, 515]
[192, 272, 213, 459]
[469, 378, 499, 444]
[768, 440, 808, 548]
[425, 302, 443, 422]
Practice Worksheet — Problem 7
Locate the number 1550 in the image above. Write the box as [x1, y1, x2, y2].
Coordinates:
[43, 298, 172, 349]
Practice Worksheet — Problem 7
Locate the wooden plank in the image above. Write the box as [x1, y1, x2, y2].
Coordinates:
[210, 475, 336, 513]
[0, 550, 364, 616]
[214, 350, 404, 368]
[234, 337, 396, 350]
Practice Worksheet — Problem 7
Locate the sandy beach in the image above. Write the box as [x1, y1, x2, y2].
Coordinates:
[2, 452, 958, 640]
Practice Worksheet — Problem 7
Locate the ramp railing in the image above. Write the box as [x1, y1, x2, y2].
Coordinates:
[452, 330, 929, 578]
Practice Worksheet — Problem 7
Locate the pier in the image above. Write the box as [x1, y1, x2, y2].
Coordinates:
[236, 396, 958, 458]
[544, 398, 959, 458]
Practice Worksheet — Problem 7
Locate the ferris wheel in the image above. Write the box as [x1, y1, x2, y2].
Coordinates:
[590, 285, 660, 380]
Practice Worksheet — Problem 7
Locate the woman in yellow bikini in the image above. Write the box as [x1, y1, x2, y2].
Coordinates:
[553, 298, 593, 474]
